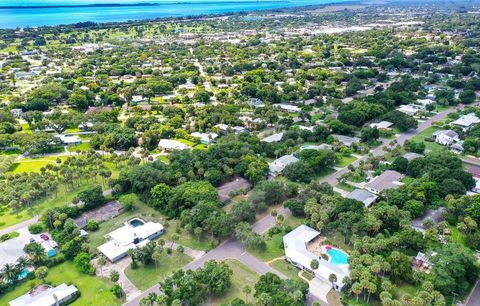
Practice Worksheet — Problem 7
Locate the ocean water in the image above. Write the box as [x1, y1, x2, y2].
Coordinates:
[0, 0, 348, 29]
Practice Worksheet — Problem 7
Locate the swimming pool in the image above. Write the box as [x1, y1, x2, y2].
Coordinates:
[327, 248, 349, 265]
[17, 269, 29, 280]
[129, 218, 145, 228]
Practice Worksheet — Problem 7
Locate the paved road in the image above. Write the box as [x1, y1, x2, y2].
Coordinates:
[321, 107, 457, 186]
[466, 279, 480, 306]
[124, 208, 291, 306]
[0, 215, 39, 236]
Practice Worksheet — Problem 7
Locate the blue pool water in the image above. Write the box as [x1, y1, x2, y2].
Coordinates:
[327, 248, 349, 265]
[17, 269, 29, 280]
[129, 219, 145, 227]
[0, 0, 350, 28]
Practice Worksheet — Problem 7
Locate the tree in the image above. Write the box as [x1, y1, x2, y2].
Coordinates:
[24, 242, 47, 264]
[1, 263, 19, 284]
[230, 200, 256, 223]
[87, 220, 99, 231]
[360, 127, 380, 143]
[284, 199, 305, 217]
[310, 259, 319, 270]
[200, 260, 233, 296]
[76, 184, 105, 210]
[235, 222, 266, 251]
[110, 270, 120, 282]
[431, 243, 478, 295]
[35, 266, 48, 282]
[110, 284, 125, 299]
[391, 157, 408, 173]
[74, 252, 95, 275]
[150, 183, 173, 211]
[329, 273, 337, 288]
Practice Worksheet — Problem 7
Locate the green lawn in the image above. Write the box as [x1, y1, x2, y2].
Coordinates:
[336, 154, 357, 168]
[0, 261, 119, 306]
[0, 182, 93, 230]
[409, 126, 446, 153]
[269, 259, 306, 283]
[449, 225, 466, 245]
[8, 156, 68, 174]
[208, 259, 260, 305]
[337, 182, 356, 192]
[67, 143, 92, 152]
[125, 252, 193, 290]
[248, 216, 307, 262]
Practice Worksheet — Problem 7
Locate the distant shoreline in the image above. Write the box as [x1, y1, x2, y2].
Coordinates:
[1, 1, 289, 10]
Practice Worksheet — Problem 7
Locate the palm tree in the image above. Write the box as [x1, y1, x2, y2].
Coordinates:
[352, 282, 362, 302]
[1, 263, 20, 283]
[16, 257, 31, 270]
[329, 273, 337, 289]
[26, 242, 47, 265]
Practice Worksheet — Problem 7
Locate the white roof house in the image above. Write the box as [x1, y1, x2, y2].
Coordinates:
[451, 113, 480, 131]
[55, 135, 81, 146]
[369, 121, 393, 130]
[432, 130, 460, 146]
[261, 132, 284, 143]
[98, 220, 164, 262]
[0, 239, 28, 268]
[158, 139, 190, 151]
[191, 132, 218, 144]
[397, 104, 425, 116]
[9, 283, 78, 306]
[269, 155, 299, 175]
[277, 104, 301, 113]
[283, 225, 349, 291]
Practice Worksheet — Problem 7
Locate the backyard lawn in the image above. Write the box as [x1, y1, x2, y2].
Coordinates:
[208, 259, 259, 305]
[67, 143, 92, 152]
[409, 126, 446, 153]
[125, 252, 193, 290]
[0, 261, 119, 306]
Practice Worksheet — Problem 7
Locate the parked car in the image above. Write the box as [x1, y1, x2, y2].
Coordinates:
[29, 238, 35, 243]
[40, 234, 50, 241]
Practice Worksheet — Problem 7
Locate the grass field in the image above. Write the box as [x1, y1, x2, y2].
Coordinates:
[269, 259, 305, 282]
[409, 126, 446, 153]
[336, 154, 357, 168]
[8, 156, 68, 173]
[0, 261, 119, 306]
[0, 182, 93, 230]
[67, 143, 92, 152]
[208, 259, 260, 305]
[248, 216, 307, 262]
[125, 252, 193, 290]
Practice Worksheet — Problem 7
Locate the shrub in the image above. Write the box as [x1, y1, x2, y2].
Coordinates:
[28, 223, 46, 234]
[110, 270, 120, 282]
[110, 284, 124, 299]
[86, 220, 99, 231]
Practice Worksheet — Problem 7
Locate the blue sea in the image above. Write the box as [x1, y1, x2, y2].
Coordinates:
[0, 0, 349, 29]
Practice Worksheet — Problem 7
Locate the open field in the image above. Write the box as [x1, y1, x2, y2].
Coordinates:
[125, 252, 193, 290]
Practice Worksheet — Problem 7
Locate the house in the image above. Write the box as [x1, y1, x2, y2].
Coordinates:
[261, 132, 284, 143]
[191, 132, 218, 144]
[55, 135, 81, 146]
[432, 130, 460, 146]
[416, 99, 435, 107]
[247, 98, 264, 108]
[41, 240, 57, 258]
[332, 134, 360, 147]
[345, 189, 378, 207]
[365, 170, 404, 194]
[299, 144, 332, 152]
[451, 113, 480, 131]
[131, 95, 146, 104]
[98, 219, 164, 262]
[397, 104, 425, 116]
[369, 121, 393, 130]
[158, 139, 189, 152]
[0, 239, 28, 268]
[403, 152, 423, 161]
[10, 109, 24, 118]
[269, 155, 299, 175]
[9, 283, 79, 306]
[277, 104, 301, 113]
[473, 177, 480, 194]
[283, 225, 349, 291]
[413, 252, 436, 273]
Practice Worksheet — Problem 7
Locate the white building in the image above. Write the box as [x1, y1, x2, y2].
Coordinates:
[191, 132, 218, 144]
[269, 155, 299, 175]
[397, 104, 425, 116]
[277, 104, 301, 113]
[345, 189, 378, 207]
[55, 135, 81, 146]
[283, 225, 349, 291]
[451, 113, 480, 131]
[98, 219, 164, 262]
[365, 170, 404, 194]
[9, 283, 78, 306]
[158, 139, 190, 152]
[0, 239, 28, 268]
[369, 121, 393, 130]
[432, 130, 460, 146]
